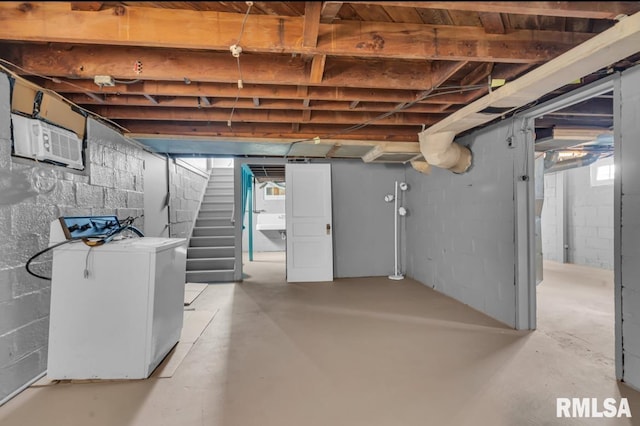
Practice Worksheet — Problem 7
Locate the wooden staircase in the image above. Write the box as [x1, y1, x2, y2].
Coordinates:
[186, 167, 236, 283]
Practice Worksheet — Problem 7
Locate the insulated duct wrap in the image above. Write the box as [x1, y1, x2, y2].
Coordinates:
[418, 130, 472, 174]
[410, 160, 432, 175]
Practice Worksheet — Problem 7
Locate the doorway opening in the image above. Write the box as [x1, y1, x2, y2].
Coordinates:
[241, 163, 287, 279]
[532, 85, 616, 376]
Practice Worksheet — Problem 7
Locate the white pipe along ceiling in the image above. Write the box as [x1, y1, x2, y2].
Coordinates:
[413, 11, 640, 175]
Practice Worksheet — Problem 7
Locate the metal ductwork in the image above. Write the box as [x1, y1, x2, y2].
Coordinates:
[543, 152, 601, 174]
[417, 131, 472, 174]
[411, 11, 640, 175]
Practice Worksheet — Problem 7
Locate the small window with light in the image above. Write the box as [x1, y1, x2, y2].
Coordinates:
[590, 156, 614, 187]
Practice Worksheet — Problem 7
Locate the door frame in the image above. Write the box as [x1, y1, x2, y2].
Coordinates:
[514, 73, 622, 378]
[233, 157, 288, 281]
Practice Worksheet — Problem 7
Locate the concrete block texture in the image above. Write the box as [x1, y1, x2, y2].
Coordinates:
[0, 109, 160, 403]
[405, 121, 517, 327]
[542, 160, 614, 270]
[0, 350, 44, 402]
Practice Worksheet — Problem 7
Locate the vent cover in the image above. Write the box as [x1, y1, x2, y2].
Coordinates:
[11, 113, 84, 170]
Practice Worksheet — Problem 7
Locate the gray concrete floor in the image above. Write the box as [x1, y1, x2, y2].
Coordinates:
[0, 253, 638, 425]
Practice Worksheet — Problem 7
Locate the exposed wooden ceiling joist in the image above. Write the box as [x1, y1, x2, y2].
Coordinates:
[424, 10, 640, 136]
[0, 3, 594, 62]
[121, 121, 422, 142]
[41, 79, 485, 105]
[0, 1, 635, 155]
[302, 1, 322, 48]
[345, 2, 639, 19]
[63, 95, 452, 113]
[0, 43, 495, 90]
[88, 106, 442, 126]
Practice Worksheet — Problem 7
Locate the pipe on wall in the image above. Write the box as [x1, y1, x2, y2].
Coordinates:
[418, 130, 472, 174]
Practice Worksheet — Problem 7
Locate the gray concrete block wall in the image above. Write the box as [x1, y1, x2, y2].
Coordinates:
[168, 160, 208, 239]
[0, 69, 146, 403]
[620, 65, 640, 390]
[330, 160, 406, 278]
[405, 122, 517, 327]
[541, 172, 564, 263]
[541, 162, 614, 270]
[566, 163, 613, 270]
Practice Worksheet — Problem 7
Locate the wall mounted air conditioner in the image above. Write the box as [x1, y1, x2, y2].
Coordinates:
[11, 113, 84, 170]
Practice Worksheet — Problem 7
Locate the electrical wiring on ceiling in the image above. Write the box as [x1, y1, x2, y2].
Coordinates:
[227, 1, 254, 128]
[283, 83, 493, 158]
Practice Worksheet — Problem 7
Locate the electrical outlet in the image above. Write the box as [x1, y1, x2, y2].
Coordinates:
[94, 75, 115, 87]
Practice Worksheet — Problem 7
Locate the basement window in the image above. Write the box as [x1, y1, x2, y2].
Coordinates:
[590, 156, 614, 187]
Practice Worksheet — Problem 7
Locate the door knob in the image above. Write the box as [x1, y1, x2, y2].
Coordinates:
[326, 224, 331, 235]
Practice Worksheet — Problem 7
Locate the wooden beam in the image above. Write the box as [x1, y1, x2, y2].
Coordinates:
[87, 106, 442, 126]
[121, 121, 422, 141]
[321, 2, 343, 23]
[309, 54, 326, 84]
[302, 98, 311, 108]
[143, 94, 158, 105]
[424, 10, 640, 136]
[297, 85, 309, 97]
[64, 93, 449, 113]
[84, 92, 105, 104]
[0, 3, 595, 62]
[430, 61, 469, 88]
[460, 63, 495, 86]
[45, 79, 483, 105]
[70, 2, 103, 11]
[303, 1, 322, 48]
[478, 12, 505, 34]
[346, 2, 640, 19]
[292, 123, 300, 132]
[1, 43, 489, 91]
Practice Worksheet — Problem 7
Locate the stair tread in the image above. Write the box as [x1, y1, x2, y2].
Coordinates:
[187, 257, 235, 261]
[188, 246, 235, 249]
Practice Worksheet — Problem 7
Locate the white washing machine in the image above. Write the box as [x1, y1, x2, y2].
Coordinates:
[47, 237, 187, 380]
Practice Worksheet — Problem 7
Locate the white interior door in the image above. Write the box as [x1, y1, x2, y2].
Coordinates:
[285, 163, 333, 282]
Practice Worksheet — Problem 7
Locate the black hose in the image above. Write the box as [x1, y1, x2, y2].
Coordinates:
[26, 216, 145, 280]
[25, 238, 81, 281]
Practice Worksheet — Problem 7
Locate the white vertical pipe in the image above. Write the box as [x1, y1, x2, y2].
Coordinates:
[394, 180, 399, 276]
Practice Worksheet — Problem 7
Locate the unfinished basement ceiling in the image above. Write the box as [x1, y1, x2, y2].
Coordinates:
[0, 1, 639, 163]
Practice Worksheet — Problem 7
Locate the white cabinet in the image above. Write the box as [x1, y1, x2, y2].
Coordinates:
[47, 237, 187, 380]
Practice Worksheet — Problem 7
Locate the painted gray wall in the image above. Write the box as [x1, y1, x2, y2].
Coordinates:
[542, 163, 613, 269]
[330, 160, 406, 278]
[541, 172, 565, 263]
[168, 159, 208, 239]
[405, 122, 517, 327]
[619, 65, 640, 390]
[242, 181, 286, 252]
[234, 158, 405, 279]
[0, 72, 206, 404]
